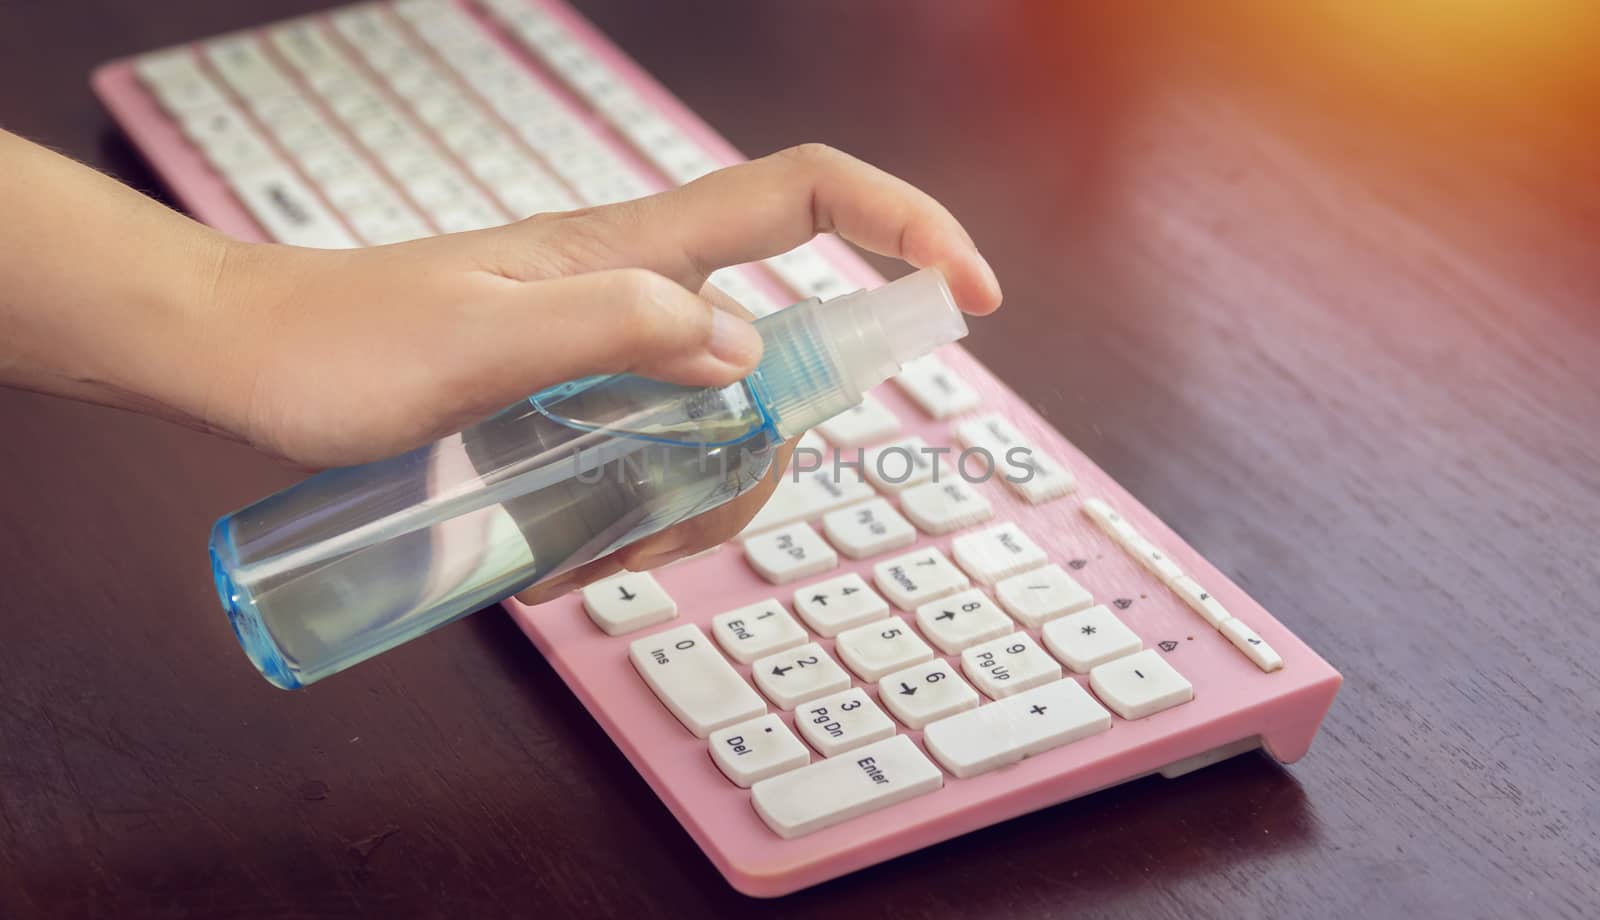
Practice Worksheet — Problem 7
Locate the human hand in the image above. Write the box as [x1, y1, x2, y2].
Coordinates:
[2, 138, 1000, 600]
[193, 146, 1000, 600]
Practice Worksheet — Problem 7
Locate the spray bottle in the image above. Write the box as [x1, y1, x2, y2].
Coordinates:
[210, 268, 966, 688]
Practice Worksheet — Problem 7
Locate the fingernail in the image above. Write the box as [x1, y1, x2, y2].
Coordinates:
[975, 251, 1002, 303]
[519, 573, 576, 606]
[708, 309, 763, 366]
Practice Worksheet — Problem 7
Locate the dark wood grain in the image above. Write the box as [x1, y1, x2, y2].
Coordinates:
[3, 1, 1599, 917]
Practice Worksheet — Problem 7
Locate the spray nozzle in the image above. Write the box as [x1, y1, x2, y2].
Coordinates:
[752, 268, 969, 438]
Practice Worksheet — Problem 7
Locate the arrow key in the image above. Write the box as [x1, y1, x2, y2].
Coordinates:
[792, 573, 889, 637]
[877, 658, 980, 730]
[752, 642, 852, 710]
[581, 571, 676, 636]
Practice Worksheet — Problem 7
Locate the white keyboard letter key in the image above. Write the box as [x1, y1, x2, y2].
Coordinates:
[1089, 649, 1194, 720]
[710, 599, 808, 664]
[833, 615, 935, 681]
[961, 632, 1062, 699]
[995, 563, 1095, 627]
[792, 573, 890, 637]
[794, 687, 897, 757]
[751, 735, 943, 839]
[923, 679, 1112, 779]
[628, 624, 766, 738]
[952, 522, 1049, 586]
[1041, 604, 1143, 672]
[873, 547, 971, 611]
[708, 714, 810, 788]
[744, 522, 838, 584]
[581, 571, 676, 636]
[752, 642, 852, 710]
[878, 659, 981, 730]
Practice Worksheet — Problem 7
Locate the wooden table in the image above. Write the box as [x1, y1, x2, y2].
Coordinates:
[3, 2, 1597, 917]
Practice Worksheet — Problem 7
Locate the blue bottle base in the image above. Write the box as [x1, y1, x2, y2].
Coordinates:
[211, 519, 301, 690]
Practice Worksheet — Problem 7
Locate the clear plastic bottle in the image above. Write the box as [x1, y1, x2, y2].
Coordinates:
[211, 268, 967, 688]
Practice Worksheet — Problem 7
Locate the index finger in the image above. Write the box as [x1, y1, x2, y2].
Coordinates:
[608, 144, 1003, 314]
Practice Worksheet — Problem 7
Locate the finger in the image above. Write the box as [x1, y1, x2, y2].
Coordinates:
[553, 145, 1002, 314]
[613, 436, 799, 571]
[700, 279, 757, 321]
[515, 555, 624, 606]
[449, 267, 764, 422]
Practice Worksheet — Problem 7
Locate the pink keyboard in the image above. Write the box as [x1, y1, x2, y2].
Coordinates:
[95, 0, 1341, 898]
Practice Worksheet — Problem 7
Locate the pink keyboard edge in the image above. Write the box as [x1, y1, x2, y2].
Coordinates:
[91, 0, 1342, 898]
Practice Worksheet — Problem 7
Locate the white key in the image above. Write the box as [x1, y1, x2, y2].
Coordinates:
[205, 35, 292, 99]
[493, 175, 579, 217]
[744, 522, 838, 585]
[861, 436, 943, 493]
[894, 354, 980, 419]
[1124, 535, 1185, 585]
[137, 49, 229, 112]
[1170, 575, 1232, 628]
[1081, 497, 1141, 545]
[751, 735, 942, 839]
[873, 547, 970, 611]
[923, 679, 1112, 779]
[401, 168, 482, 211]
[710, 599, 808, 664]
[345, 197, 433, 244]
[269, 20, 348, 78]
[628, 624, 766, 737]
[961, 632, 1061, 699]
[581, 571, 676, 636]
[1005, 445, 1077, 504]
[820, 498, 916, 560]
[752, 642, 852, 710]
[818, 395, 901, 447]
[429, 199, 507, 233]
[995, 563, 1095, 628]
[899, 478, 994, 535]
[332, 6, 412, 58]
[1089, 648, 1194, 720]
[252, 98, 340, 152]
[792, 573, 890, 637]
[738, 465, 874, 539]
[952, 522, 1048, 586]
[296, 142, 366, 184]
[1042, 604, 1142, 672]
[915, 588, 1015, 655]
[1220, 618, 1284, 672]
[956, 413, 1075, 504]
[178, 105, 277, 174]
[707, 714, 809, 788]
[833, 616, 935, 682]
[794, 687, 897, 757]
[320, 173, 388, 213]
[766, 244, 856, 301]
[572, 171, 656, 206]
[878, 658, 980, 730]
[228, 166, 358, 248]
